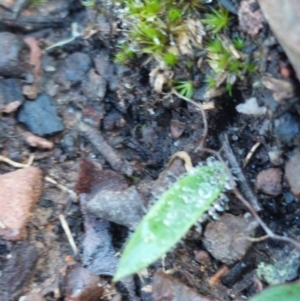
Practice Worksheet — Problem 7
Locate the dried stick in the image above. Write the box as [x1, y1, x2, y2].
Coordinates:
[59, 214, 78, 255]
[220, 134, 261, 212]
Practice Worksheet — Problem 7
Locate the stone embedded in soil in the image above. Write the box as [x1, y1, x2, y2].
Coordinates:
[0, 167, 43, 240]
[17, 93, 65, 136]
[273, 113, 300, 145]
[87, 186, 144, 229]
[0, 32, 28, 78]
[64, 266, 103, 301]
[0, 78, 24, 112]
[170, 119, 186, 138]
[21, 292, 46, 301]
[235, 97, 266, 116]
[152, 271, 213, 301]
[203, 214, 258, 265]
[285, 152, 300, 198]
[238, 0, 265, 36]
[56, 52, 92, 88]
[255, 168, 283, 196]
[0, 242, 39, 300]
[258, 0, 300, 81]
[82, 69, 107, 100]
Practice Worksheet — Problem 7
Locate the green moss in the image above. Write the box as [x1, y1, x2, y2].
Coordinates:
[202, 6, 231, 33]
[175, 81, 194, 98]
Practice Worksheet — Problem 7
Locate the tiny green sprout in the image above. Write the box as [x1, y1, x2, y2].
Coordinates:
[206, 38, 223, 54]
[178, 0, 204, 13]
[30, 0, 45, 5]
[202, 6, 231, 33]
[228, 59, 243, 75]
[175, 80, 194, 99]
[163, 52, 178, 67]
[226, 82, 233, 96]
[232, 37, 245, 50]
[167, 8, 181, 23]
[80, 0, 95, 7]
[246, 62, 257, 73]
[205, 76, 217, 89]
[115, 45, 135, 64]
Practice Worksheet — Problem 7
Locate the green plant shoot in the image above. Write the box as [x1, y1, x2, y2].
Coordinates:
[175, 81, 194, 99]
[114, 161, 227, 281]
[249, 282, 300, 301]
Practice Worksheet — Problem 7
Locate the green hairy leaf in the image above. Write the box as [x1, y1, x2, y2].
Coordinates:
[249, 282, 300, 301]
[114, 161, 227, 281]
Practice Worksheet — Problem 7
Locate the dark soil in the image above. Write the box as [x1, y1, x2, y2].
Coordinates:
[0, 1, 300, 301]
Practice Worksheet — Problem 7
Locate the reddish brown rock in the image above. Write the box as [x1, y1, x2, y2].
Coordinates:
[255, 168, 283, 196]
[0, 167, 43, 240]
[285, 153, 300, 198]
[65, 266, 103, 301]
[258, 0, 300, 81]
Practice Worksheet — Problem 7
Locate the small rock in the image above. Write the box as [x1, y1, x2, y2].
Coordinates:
[87, 186, 144, 229]
[61, 130, 79, 158]
[273, 113, 300, 144]
[17, 93, 65, 136]
[65, 266, 103, 301]
[285, 152, 300, 198]
[236, 97, 267, 116]
[262, 76, 294, 101]
[255, 168, 283, 196]
[170, 120, 186, 138]
[203, 214, 258, 265]
[194, 250, 211, 266]
[238, 0, 265, 36]
[56, 53, 92, 88]
[0, 243, 39, 300]
[257, 251, 300, 285]
[0, 167, 43, 240]
[82, 69, 107, 100]
[268, 148, 284, 166]
[152, 271, 213, 301]
[22, 131, 54, 150]
[0, 32, 28, 78]
[0, 78, 24, 111]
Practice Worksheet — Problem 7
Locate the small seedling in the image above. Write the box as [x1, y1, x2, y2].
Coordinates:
[174, 80, 194, 98]
[115, 44, 135, 64]
[232, 37, 245, 50]
[205, 76, 217, 89]
[202, 6, 231, 33]
[114, 161, 227, 281]
[163, 52, 178, 67]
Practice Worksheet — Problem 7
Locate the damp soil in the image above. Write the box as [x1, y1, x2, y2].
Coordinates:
[0, 1, 300, 301]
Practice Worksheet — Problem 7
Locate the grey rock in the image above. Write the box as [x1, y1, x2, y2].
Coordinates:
[0, 32, 27, 78]
[0, 78, 23, 110]
[87, 186, 144, 229]
[17, 93, 65, 136]
[204, 213, 258, 265]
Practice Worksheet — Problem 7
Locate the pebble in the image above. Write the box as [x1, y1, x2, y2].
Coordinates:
[203, 214, 258, 265]
[273, 113, 300, 145]
[0, 32, 28, 78]
[22, 131, 54, 150]
[235, 97, 267, 116]
[56, 52, 92, 88]
[0, 78, 24, 112]
[0, 167, 43, 240]
[285, 152, 300, 198]
[64, 266, 103, 301]
[87, 186, 144, 230]
[82, 69, 107, 101]
[17, 93, 65, 136]
[255, 168, 283, 196]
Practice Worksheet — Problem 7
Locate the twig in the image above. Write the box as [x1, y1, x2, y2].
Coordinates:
[198, 145, 300, 250]
[171, 89, 208, 149]
[45, 176, 77, 201]
[79, 122, 134, 176]
[243, 142, 261, 168]
[0, 154, 34, 168]
[59, 214, 78, 255]
[220, 134, 261, 211]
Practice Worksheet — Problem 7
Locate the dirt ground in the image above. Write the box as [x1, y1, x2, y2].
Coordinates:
[0, 0, 300, 300]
